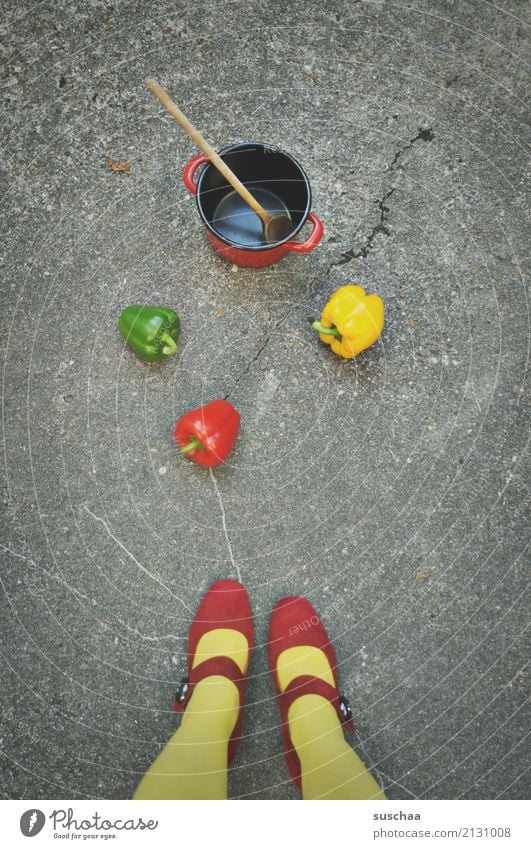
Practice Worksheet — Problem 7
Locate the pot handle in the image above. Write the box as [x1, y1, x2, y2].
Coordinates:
[285, 212, 324, 253]
[182, 154, 209, 195]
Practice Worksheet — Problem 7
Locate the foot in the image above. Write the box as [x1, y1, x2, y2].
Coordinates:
[275, 644, 338, 745]
[268, 595, 354, 789]
[182, 628, 250, 741]
[175, 579, 254, 764]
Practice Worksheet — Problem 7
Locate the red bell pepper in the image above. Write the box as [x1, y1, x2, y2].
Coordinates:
[174, 400, 241, 467]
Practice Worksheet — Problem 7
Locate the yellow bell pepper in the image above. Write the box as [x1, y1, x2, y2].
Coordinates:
[312, 285, 384, 359]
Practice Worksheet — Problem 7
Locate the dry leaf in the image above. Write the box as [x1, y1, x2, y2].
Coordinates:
[107, 155, 131, 173]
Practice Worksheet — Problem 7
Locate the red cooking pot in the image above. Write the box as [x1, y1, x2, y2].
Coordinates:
[182, 142, 323, 268]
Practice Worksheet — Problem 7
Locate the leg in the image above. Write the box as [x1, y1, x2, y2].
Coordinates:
[134, 619, 250, 799]
[269, 598, 388, 801]
[134, 673, 239, 800]
[288, 693, 386, 800]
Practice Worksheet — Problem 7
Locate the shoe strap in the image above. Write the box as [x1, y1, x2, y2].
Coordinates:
[280, 674, 355, 732]
[190, 655, 246, 686]
[174, 655, 247, 713]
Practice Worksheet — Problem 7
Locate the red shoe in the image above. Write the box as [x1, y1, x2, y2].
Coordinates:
[268, 595, 355, 789]
[173, 579, 254, 764]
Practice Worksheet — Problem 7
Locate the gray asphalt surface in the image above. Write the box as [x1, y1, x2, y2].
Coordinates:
[0, 0, 529, 800]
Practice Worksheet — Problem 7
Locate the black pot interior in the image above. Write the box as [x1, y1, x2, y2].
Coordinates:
[196, 143, 311, 249]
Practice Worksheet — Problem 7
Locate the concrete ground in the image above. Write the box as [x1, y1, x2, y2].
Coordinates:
[0, 0, 529, 800]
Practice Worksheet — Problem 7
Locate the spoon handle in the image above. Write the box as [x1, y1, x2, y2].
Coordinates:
[146, 78, 270, 225]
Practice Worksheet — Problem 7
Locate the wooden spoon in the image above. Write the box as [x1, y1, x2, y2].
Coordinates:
[146, 78, 293, 243]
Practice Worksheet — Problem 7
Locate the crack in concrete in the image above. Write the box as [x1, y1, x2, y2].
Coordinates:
[209, 468, 241, 582]
[355, 728, 418, 798]
[2, 542, 182, 644]
[82, 506, 192, 612]
[329, 187, 395, 269]
[1, 542, 93, 603]
[223, 305, 297, 401]
[223, 332, 272, 401]
[328, 126, 434, 270]
[389, 126, 435, 171]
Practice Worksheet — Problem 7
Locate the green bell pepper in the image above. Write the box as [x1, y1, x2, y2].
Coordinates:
[118, 305, 180, 362]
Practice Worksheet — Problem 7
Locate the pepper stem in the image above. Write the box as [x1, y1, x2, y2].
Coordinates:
[180, 436, 204, 454]
[311, 321, 341, 339]
[159, 332, 177, 355]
